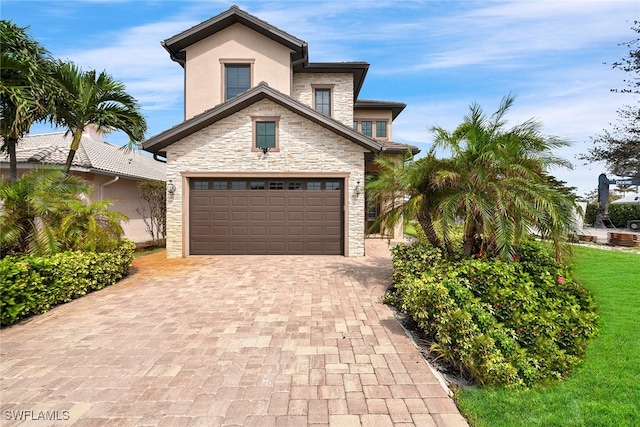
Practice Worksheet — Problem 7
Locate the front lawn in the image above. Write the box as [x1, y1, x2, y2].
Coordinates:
[456, 246, 640, 426]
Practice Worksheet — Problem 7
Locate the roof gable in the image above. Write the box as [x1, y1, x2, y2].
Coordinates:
[163, 5, 307, 66]
[142, 82, 383, 156]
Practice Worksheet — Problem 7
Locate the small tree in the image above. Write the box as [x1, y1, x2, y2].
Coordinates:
[136, 180, 166, 246]
[582, 22, 639, 178]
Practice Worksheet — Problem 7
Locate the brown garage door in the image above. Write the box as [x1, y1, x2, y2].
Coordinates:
[189, 178, 344, 255]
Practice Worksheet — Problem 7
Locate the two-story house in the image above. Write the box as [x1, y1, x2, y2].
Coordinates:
[143, 5, 417, 257]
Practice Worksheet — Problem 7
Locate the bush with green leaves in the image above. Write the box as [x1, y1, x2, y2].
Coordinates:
[0, 239, 135, 326]
[388, 240, 598, 387]
[583, 203, 640, 228]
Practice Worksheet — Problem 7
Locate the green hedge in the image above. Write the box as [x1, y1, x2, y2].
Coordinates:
[584, 203, 640, 228]
[388, 240, 598, 387]
[0, 240, 135, 326]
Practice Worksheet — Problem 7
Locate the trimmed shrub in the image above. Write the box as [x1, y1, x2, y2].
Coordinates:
[0, 239, 135, 326]
[388, 240, 598, 387]
[608, 203, 640, 228]
[584, 203, 640, 228]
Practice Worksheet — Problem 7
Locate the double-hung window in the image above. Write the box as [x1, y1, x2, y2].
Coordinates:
[225, 64, 250, 100]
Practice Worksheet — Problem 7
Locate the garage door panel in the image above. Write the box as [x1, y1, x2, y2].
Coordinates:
[212, 226, 229, 236]
[269, 196, 285, 207]
[193, 196, 211, 207]
[288, 197, 303, 207]
[231, 211, 247, 221]
[306, 211, 322, 221]
[287, 211, 303, 221]
[230, 226, 248, 236]
[212, 196, 229, 206]
[269, 211, 285, 221]
[192, 212, 210, 221]
[250, 211, 267, 221]
[249, 241, 267, 253]
[268, 241, 286, 253]
[190, 178, 343, 255]
[250, 226, 267, 236]
[249, 196, 266, 207]
[288, 226, 304, 236]
[306, 197, 322, 206]
[231, 196, 247, 207]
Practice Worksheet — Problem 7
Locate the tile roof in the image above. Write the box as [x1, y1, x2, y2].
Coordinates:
[1, 132, 166, 181]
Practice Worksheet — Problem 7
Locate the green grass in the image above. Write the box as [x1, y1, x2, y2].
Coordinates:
[455, 246, 640, 426]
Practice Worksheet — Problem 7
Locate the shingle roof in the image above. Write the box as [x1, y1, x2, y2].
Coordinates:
[1, 132, 166, 181]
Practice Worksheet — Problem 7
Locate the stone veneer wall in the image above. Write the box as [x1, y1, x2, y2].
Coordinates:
[165, 99, 367, 258]
[291, 73, 354, 127]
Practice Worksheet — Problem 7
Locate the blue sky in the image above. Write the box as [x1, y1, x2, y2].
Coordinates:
[3, 0, 638, 196]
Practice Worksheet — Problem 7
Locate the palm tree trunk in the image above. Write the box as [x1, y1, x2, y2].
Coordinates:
[63, 130, 83, 176]
[416, 205, 442, 249]
[8, 137, 18, 182]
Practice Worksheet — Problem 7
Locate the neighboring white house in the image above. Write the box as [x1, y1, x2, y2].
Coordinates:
[1, 129, 166, 243]
[142, 5, 418, 258]
[611, 193, 640, 204]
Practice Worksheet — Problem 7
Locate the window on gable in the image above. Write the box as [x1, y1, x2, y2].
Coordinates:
[376, 121, 387, 138]
[361, 121, 372, 137]
[225, 64, 250, 100]
[353, 121, 358, 130]
[314, 88, 331, 116]
[256, 121, 276, 149]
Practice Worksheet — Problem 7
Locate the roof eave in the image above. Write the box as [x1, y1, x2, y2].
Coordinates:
[142, 84, 382, 155]
[293, 62, 369, 100]
[163, 5, 306, 67]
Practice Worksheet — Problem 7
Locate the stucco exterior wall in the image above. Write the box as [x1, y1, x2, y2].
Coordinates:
[79, 173, 155, 243]
[184, 23, 293, 118]
[165, 99, 367, 258]
[292, 73, 354, 127]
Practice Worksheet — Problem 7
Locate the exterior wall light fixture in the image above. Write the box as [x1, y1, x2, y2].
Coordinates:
[354, 181, 361, 197]
[167, 180, 176, 195]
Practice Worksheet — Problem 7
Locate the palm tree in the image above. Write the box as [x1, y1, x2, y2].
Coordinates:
[368, 95, 578, 262]
[0, 20, 56, 181]
[0, 168, 87, 255]
[429, 94, 577, 260]
[58, 189, 127, 252]
[49, 61, 147, 175]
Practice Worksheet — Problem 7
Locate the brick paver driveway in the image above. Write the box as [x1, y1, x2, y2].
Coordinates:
[0, 240, 468, 427]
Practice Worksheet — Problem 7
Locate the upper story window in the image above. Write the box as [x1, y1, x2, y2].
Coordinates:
[252, 116, 280, 152]
[225, 64, 251, 100]
[376, 121, 388, 138]
[361, 121, 372, 137]
[314, 88, 331, 116]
